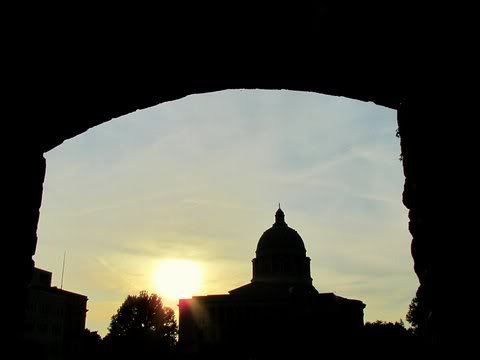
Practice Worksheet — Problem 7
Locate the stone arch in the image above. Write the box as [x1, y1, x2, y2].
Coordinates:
[9, 3, 442, 349]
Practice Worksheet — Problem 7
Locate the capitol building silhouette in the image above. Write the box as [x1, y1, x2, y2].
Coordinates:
[179, 207, 365, 358]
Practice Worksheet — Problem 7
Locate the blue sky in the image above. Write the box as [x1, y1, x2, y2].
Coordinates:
[35, 89, 417, 336]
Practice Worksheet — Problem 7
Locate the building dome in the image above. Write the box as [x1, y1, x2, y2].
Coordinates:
[252, 207, 312, 285]
[256, 207, 307, 257]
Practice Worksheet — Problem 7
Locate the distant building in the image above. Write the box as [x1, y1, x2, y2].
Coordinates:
[23, 267, 88, 360]
[179, 208, 366, 357]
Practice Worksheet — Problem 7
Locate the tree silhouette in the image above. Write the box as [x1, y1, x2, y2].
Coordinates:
[406, 293, 428, 338]
[362, 320, 419, 355]
[104, 290, 177, 358]
[364, 320, 410, 340]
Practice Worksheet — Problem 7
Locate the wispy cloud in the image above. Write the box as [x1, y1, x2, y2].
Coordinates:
[36, 89, 416, 335]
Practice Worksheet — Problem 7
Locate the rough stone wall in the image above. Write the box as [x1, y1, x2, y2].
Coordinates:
[9, 152, 46, 348]
[397, 96, 437, 345]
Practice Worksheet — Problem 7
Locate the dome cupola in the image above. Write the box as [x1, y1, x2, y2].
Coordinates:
[256, 205, 307, 258]
[252, 206, 312, 285]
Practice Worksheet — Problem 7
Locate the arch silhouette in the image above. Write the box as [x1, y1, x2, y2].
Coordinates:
[8, 3, 449, 353]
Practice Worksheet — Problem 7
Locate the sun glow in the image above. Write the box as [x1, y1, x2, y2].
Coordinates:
[153, 259, 203, 300]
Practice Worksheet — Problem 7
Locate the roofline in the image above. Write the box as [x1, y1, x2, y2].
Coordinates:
[29, 284, 88, 300]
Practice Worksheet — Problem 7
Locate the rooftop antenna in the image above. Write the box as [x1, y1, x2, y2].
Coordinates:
[61, 251, 66, 289]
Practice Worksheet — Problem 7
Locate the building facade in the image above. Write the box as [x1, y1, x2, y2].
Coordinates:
[179, 208, 366, 357]
[23, 267, 88, 360]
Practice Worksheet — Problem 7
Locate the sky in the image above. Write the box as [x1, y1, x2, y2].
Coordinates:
[35, 89, 418, 336]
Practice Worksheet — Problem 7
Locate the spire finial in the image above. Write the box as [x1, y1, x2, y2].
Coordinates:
[275, 203, 285, 225]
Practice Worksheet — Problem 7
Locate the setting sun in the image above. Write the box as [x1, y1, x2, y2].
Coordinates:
[153, 259, 203, 300]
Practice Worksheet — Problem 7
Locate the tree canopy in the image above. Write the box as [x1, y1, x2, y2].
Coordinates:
[104, 290, 177, 358]
[406, 294, 429, 338]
